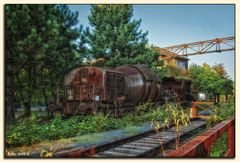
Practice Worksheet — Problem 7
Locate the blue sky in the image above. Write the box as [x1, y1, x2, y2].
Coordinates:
[68, 4, 235, 80]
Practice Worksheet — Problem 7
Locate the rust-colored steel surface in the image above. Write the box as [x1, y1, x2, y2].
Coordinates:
[64, 67, 105, 101]
[105, 70, 126, 102]
[63, 67, 125, 115]
[164, 36, 235, 56]
[162, 77, 192, 101]
[113, 64, 162, 103]
[165, 117, 235, 158]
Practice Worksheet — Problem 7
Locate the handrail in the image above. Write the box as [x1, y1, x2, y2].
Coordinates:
[190, 102, 214, 119]
[165, 117, 235, 157]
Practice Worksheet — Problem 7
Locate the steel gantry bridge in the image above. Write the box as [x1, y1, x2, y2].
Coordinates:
[163, 36, 235, 57]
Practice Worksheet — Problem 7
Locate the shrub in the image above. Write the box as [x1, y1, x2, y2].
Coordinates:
[6, 103, 178, 147]
[207, 100, 234, 126]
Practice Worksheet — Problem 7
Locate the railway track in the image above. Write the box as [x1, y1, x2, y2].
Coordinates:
[91, 119, 206, 157]
[55, 119, 207, 158]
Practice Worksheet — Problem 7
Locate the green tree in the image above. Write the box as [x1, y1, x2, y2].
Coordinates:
[40, 5, 83, 104]
[222, 79, 234, 101]
[212, 63, 227, 78]
[5, 4, 38, 121]
[83, 5, 148, 63]
[82, 5, 167, 78]
[212, 63, 233, 101]
[189, 63, 233, 102]
[5, 4, 83, 120]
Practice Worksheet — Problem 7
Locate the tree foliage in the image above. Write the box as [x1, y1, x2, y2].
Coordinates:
[83, 5, 149, 64]
[212, 63, 228, 78]
[82, 4, 168, 79]
[5, 4, 83, 121]
[188, 63, 233, 100]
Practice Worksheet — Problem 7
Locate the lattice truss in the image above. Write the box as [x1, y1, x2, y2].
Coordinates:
[164, 36, 235, 56]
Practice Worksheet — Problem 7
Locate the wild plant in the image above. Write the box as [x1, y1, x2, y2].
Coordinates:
[151, 121, 167, 156]
[135, 102, 154, 115]
[152, 103, 190, 150]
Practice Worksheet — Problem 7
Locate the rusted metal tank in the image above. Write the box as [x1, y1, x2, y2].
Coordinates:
[64, 67, 125, 115]
[113, 64, 162, 103]
[64, 67, 104, 101]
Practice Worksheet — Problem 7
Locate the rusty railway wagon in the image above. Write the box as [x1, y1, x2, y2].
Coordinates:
[63, 64, 192, 116]
[162, 77, 193, 101]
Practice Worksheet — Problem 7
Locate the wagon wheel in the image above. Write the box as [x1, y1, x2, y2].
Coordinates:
[170, 90, 180, 103]
[162, 89, 170, 102]
[172, 93, 179, 102]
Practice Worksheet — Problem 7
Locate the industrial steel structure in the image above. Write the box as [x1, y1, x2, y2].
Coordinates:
[163, 36, 235, 56]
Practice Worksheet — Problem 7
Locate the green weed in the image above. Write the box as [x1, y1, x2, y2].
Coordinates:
[210, 133, 228, 157]
[6, 102, 188, 147]
[123, 125, 140, 136]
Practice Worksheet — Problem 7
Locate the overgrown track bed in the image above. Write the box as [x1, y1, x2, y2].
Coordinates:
[55, 119, 207, 158]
